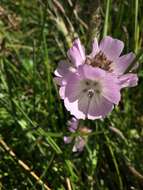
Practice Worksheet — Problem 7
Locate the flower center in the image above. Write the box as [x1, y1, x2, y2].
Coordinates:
[81, 79, 102, 98]
[85, 51, 113, 72]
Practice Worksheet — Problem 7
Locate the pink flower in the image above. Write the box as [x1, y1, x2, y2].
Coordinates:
[62, 64, 121, 119]
[55, 36, 138, 119]
[64, 117, 92, 152]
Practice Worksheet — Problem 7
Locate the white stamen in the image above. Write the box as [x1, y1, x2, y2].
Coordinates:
[69, 67, 76, 72]
[87, 89, 94, 97]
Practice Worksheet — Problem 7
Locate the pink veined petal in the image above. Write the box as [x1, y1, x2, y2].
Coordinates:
[65, 74, 82, 102]
[67, 38, 86, 67]
[99, 36, 124, 61]
[64, 98, 86, 119]
[74, 39, 86, 61]
[78, 64, 106, 80]
[54, 60, 76, 85]
[112, 52, 136, 75]
[102, 73, 121, 104]
[78, 93, 91, 117]
[54, 60, 71, 77]
[88, 95, 114, 120]
[90, 38, 99, 58]
[119, 74, 138, 88]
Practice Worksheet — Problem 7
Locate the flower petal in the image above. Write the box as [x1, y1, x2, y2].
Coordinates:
[119, 74, 138, 88]
[88, 95, 113, 120]
[78, 64, 106, 80]
[65, 74, 82, 102]
[90, 38, 99, 58]
[54, 60, 71, 77]
[112, 52, 136, 75]
[67, 38, 86, 67]
[78, 93, 91, 117]
[54, 60, 76, 85]
[64, 98, 86, 119]
[99, 36, 124, 61]
[102, 73, 121, 104]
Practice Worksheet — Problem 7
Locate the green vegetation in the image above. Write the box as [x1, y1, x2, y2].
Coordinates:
[0, 0, 143, 189]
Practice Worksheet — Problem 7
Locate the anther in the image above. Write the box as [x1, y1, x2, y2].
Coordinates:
[85, 81, 90, 85]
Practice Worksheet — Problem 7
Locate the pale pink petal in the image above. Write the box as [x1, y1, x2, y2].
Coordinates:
[90, 38, 99, 58]
[88, 96, 113, 119]
[54, 60, 71, 77]
[102, 74, 121, 104]
[112, 53, 136, 75]
[54, 65, 70, 88]
[99, 36, 124, 61]
[78, 93, 91, 117]
[54, 60, 76, 85]
[64, 98, 86, 119]
[119, 74, 138, 88]
[65, 74, 82, 102]
[67, 38, 86, 67]
[78, 64, 106, 80]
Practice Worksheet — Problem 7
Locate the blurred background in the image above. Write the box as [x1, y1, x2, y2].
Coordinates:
[0, 0, 143, 189]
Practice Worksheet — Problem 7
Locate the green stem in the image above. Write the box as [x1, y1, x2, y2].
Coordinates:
[104, 132, 123, 190]
[134, 0, 139, 53]
[103, 0, 110, 37]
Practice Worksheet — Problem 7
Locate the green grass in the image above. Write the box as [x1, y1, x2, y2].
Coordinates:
[0, 0, 143, 189]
